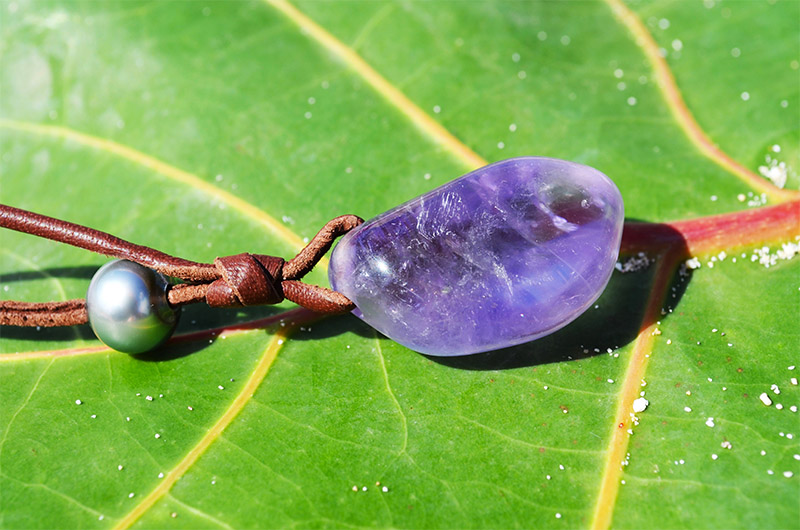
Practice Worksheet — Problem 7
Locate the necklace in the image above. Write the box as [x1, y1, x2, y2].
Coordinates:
[1, 157, 623, 356]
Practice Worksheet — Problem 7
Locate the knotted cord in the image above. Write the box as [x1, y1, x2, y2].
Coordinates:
[0, 204, 362, 327]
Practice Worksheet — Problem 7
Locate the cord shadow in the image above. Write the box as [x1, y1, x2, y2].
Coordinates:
[133, 334, 221, 362]
[287, 312, 374, 341]
[0, 265, 99, 284]
[0, 323, 97, 342]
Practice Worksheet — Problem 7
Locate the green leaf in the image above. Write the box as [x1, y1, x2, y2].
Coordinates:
[1, 1, 797, 529]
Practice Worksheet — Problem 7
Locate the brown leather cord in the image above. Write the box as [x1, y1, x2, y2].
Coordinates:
[0, 205, 219, 281]
[0, 299, 88, 327]
[0, 204, 363, 327]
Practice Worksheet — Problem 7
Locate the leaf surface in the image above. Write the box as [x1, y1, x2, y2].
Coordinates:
[1, 1, 798, 529]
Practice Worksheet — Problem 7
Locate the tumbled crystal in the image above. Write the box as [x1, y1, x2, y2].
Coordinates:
[329, 157, 624, 356]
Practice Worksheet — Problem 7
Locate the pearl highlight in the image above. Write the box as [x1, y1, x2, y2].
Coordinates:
[86, 260, 179, 354]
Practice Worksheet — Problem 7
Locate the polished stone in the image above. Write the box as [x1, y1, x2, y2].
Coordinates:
[329, 157, 624, 356]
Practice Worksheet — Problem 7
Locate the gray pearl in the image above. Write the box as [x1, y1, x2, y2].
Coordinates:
[86, 260, 179, 354]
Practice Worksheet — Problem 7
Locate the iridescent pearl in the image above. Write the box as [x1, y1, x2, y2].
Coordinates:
[329, 157, 625, 356]
[86, 260, 179, 354]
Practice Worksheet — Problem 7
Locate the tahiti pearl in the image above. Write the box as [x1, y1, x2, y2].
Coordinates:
[86, 260, 179, 354]
[329, 157, 624, 356]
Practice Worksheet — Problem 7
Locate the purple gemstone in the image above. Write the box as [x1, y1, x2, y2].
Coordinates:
[329, 157, 624, 356]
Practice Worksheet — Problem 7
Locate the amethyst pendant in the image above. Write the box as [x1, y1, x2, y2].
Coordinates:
[329, 157, 624, 356]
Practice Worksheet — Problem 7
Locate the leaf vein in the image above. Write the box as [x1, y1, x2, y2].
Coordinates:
[601, 0, 798, 202]
[263, 0, 487, 171]
[112, 326, 295, 529]
[375, 332, 408, 455]
[164, 494, 234, 530]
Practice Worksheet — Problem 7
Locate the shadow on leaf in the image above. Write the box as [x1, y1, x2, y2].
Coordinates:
[0, 265, 99, 284]
[0, 323, 97, 342]
[427, 220, 692, 370]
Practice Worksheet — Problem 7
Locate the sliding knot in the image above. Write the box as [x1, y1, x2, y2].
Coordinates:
[206, 253, 285, 307]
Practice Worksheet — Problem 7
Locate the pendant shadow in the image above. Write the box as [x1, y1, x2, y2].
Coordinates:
[294, 221, 691, 370]
[428, 220, 691, 370]
[288, 251, 693, 371]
